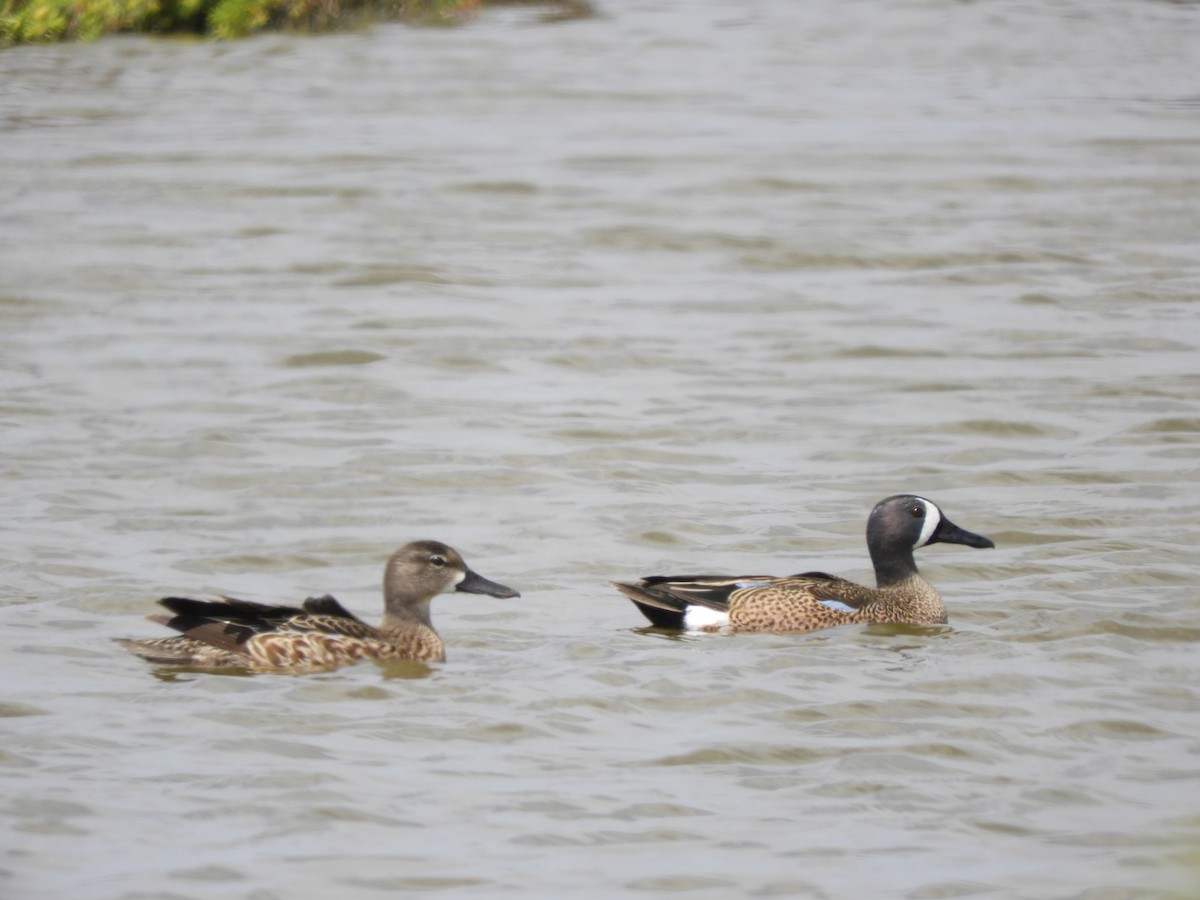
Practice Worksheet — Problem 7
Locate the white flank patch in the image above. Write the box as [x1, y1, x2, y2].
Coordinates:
[684, 605, 730, 631]
[915, 497, 941, 547]
[817, 598, 858, 614]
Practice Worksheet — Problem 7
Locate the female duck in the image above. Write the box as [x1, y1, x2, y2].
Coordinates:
[613, 495, 993, 633]
[117, 540, 519, 670]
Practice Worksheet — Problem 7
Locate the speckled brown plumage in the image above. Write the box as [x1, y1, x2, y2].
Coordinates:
[117, 541, 519, 671]
[724, 573, 946, 632]
[615, 495, 993, 634]
[112, 635, 247, 668]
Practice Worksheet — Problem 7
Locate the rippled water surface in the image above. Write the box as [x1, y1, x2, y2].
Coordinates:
[3, 1, 1200, 897]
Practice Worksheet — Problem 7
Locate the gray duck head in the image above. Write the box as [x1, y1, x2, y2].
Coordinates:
[866, 495, 994, 587]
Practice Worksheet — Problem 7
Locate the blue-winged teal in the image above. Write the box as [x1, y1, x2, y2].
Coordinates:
[613, 495, 994, 633]
[116, 540, 519, 670]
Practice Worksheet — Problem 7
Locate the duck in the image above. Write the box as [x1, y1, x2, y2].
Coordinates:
[115, 540, 519, 670]
[612, 495, 993, 633]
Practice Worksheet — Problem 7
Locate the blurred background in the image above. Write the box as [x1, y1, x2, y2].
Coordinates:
[2, 1, 1199, 897]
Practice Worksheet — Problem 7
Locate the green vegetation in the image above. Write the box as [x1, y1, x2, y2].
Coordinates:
[0, 0, 592, 43]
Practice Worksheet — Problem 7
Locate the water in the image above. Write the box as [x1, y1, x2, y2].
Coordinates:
[2, 1, 1199, 896]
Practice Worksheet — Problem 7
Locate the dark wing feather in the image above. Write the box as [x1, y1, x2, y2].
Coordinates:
[148, 612, 257, 655]
[634, 575, 778, 612]
[301, 594, 361, 619]
[159, 595, 307, 626]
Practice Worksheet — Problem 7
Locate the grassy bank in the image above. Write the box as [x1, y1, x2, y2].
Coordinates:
[0, 0, 592, 43]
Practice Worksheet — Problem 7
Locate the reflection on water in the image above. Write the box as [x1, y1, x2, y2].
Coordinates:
[2, 0, 1200, 897]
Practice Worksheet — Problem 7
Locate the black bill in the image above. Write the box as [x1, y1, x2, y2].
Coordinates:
[931, 517, 995, 549]
[457, 567, 520, 598]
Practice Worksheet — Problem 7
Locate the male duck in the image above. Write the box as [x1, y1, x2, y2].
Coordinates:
[116, 540, 519, 670]
[612, 495, 993, 633]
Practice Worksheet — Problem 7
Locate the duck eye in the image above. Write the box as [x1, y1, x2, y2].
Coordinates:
[430, 555, 446, 567]
[910, 505, 924, 518]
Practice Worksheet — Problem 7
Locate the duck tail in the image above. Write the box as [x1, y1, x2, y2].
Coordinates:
[611, 581, 689, 629]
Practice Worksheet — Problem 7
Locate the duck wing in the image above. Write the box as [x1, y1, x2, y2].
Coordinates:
[152, 594, 379, 655]
[774, 572, 878, 612]
[637, 575, 778, 610]
[289, 594, 378, 639]
[720, 572, 880, 632]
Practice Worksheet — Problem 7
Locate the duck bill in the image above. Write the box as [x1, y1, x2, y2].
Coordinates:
[457, 567, 520, 599]
[931, 518, 995, 549]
